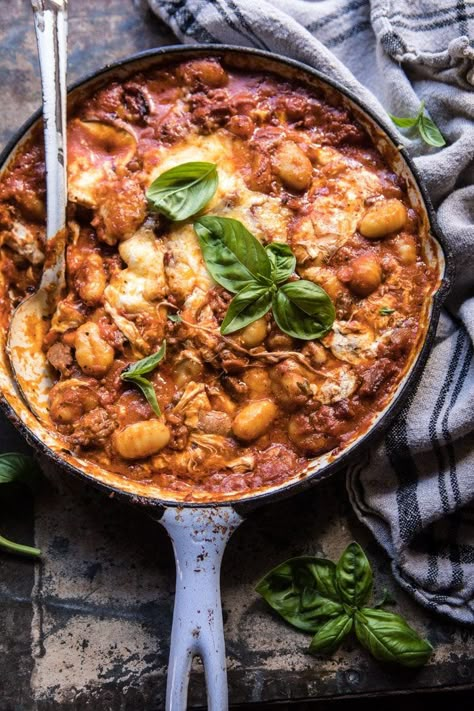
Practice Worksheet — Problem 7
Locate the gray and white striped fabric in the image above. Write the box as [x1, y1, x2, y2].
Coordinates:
[148, 0, 474, 624]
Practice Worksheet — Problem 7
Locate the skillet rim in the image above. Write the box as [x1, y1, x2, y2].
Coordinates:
[0, 44, 454, 516]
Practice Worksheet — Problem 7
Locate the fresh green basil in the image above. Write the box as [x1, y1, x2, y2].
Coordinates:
[147, 161, 218, 221]
[418, 114, 446, 148]
[336, 542, 373, 608]
[355, 608, 433, 668]
[167, 312, 182, 323]
[309, 613, 353, 654]
[272, 280, 335, 340]
[389, 101, 445, 148]
[256, 557, 344, 632]
[121, 341, 166, 416]
[265, 242, 296, 284]
[257, 542, 433, 667]
[0, 453, 41, 490]
[0, 454, 42, 558]
[195, 216, 272, 293]
[379, 308, 395, 316]
[389, 115, 418, 129]
[220, 284, 272, 335]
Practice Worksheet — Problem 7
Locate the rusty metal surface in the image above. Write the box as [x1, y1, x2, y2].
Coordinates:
[0, 1, 473, 709]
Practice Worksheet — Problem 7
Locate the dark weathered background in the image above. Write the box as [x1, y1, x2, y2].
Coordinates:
[0, 1, 473, 709]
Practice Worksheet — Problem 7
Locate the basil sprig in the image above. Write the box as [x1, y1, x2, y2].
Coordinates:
[0, 453, 42, 559]
[194, 216, 335, 340]
[147, 161, 218, 221]
[121, 341, 166, 416]
[256, 542, 433, 668]
[390, 100, 445, 148]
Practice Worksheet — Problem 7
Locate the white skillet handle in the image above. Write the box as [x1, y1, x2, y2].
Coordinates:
[31, 0, 68, 240]
[160, 507, 243, 711]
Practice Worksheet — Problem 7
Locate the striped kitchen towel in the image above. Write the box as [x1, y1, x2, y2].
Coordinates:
[148, 0, 474, 624]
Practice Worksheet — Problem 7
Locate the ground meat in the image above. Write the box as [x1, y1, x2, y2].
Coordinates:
[253, 444, 298, 485]
[218, 350, 249, 373]
[222, 375, 248, 402]
[359, 359, 398, 399]
[166, 412, 189, 451]
[208, 286, 233, 321]
[70, 407, 116, 447]
[46, 342, 73, 376]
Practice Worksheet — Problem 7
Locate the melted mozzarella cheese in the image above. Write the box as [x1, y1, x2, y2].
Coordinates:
[291, 155, 383, 265]
[104, 226, 167, 352]
[324, 320, 377, 365]
[67, 120, 137, 206]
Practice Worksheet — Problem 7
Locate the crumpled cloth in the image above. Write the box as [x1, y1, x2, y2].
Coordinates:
[148, 0, 474, 624]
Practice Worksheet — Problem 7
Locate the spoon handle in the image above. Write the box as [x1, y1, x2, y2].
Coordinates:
[31, 1, 68, 241]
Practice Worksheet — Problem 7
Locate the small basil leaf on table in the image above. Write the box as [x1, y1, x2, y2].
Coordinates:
[388, 114, 419, 129]
[220, 284, 272, 335]
[336, 542, 373, 608]
[354, 608, 433, 667]
[146, 161, 218, 221]
[0, 453, 41, 491]
[195, 216, 272, 293]
[255, 557, 343, 633]
[265, 242, 296, 284]
[309, 613, 353, 654]
[272, 280, 335, 340]
[0, 453, 42, 558]
[121, 341, 166, 416]
[418, 114, 446, 147]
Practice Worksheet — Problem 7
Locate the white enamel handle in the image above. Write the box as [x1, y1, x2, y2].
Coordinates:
[160, 507, 243, 711]
[31, 0, 68, 241]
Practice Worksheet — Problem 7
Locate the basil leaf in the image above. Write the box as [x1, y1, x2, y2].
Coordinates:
[306, 559, 340, 602]
[418, 114, 446, 147]
[195, 216, 272, 293]
[121, 341, 166, 416]
[221, 284, 272, 335]
[272, 280, 335, 340]
[128, 375, 161, 416]
[389, 114, 419, 129]
[256, 557, 344, 633]
[379, 308, 395, 316]
[355, 608, 433, 667]
[146, 161, 218, 221]
[0, 453, 42, 559]
[309, 613, 353, 655]
[265, 242, 296, 284]
[0, 453, 41, 492]
[336, 542, 373, 608]
[122, 341, 166, 378]
[167, 313, 182, 323]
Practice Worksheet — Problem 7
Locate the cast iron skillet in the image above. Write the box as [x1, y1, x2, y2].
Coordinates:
[0, 46, 451, 710]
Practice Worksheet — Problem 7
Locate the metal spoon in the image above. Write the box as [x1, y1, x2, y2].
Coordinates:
[7, 1, 68, 420]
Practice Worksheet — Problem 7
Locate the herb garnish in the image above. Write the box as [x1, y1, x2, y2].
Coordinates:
[0, 453, 42, 559]
[390, 101, 445, 148]
[379, 307, 395, 316]
[146, 161, 218, 221]
[194, 216, 335, 340]
[256, 542, 433, 667]
[167, 312, 182, 323]
[121, 341, 166, 416]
